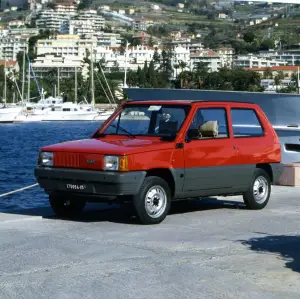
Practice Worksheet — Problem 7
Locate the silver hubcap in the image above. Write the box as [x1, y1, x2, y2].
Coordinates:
[145, 185, 167, 218]
[253, 176, 269, 203]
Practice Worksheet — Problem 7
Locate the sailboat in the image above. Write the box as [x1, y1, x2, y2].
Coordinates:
[42, 53, 99, 121]
[93, 60, 117, 121]
[0, 61, 23, 123]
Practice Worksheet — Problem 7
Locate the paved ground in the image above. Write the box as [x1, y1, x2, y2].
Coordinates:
[0, 186, 299, 299]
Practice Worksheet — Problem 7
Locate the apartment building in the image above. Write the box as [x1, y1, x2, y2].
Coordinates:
[274, 48, 300, 66]
[132, 18, 154, 31]
[215, 47, 235, 68]
[245, 66, 300, 79]
[31, 55, 88, 79]
[69, 20, 95, 35]
[54, 2, 77, 16]
[68, 10, 105, 35]
[190, 49, 222, 72]
[36, 36, 96, 58]
[36, 10, 71, 32]
[233, 54, 287, 69]
[0, 37, 27, 60]
[77, 10, 105, 29]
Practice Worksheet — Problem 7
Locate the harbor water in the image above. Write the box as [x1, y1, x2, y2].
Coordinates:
[0, 121, 103, 211]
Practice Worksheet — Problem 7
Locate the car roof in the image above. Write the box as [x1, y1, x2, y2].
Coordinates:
[125, 100, 259, 109]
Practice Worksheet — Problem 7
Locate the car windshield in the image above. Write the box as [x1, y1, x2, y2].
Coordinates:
[102, 104, 191, 137]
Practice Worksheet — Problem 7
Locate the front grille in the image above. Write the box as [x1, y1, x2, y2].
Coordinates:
[54, 152, 81, 168]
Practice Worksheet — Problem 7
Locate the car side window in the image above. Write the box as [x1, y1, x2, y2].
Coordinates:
[187, 108, 229, 140]
[231, 108, 264, 137]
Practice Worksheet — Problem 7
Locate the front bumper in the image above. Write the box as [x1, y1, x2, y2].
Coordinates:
[34, 167, 146, 196]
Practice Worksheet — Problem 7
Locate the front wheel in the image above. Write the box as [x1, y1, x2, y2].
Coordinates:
[133, 176, 171, 225]
[49, 194, 86, 218]
[243, 168, 271, 210]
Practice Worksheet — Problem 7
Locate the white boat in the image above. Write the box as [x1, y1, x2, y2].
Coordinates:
[14, 97, 64, 122]
[94, 108, 115, 121]
[42, 102, 99, 121]
[0, 106, 23, 123]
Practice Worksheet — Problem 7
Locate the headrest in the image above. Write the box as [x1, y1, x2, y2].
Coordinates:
[158, 120, 178, 135]
[199, 121, 218, 138]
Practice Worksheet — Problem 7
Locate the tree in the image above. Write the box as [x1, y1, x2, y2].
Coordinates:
[263, 67, 273, 79]
[148, 60, 158, 88]
[243, 31, 256, 43]
[259, 39, 275, 51]
[178, 61, 188, 73]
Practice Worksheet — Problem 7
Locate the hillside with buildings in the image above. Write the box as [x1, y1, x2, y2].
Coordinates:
[0, 0, 300, 103]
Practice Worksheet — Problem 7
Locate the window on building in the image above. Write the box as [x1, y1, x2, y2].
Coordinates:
[231, 108, 264, 137]
[187, 108, 229, 139]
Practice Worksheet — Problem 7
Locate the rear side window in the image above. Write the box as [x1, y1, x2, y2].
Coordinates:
[231, 108, 264, 137]
[188, 108, 229, 139]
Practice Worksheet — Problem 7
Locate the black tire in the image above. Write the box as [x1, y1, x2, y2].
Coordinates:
[243, 168, 271, 210]
[133, 176, 171, 225]
[49, 194, 86, 218]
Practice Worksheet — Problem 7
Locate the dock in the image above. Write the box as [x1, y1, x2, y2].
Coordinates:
[0, 185, 299, 298]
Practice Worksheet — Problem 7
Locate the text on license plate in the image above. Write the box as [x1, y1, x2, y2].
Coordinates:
[66, 183, 87, 191]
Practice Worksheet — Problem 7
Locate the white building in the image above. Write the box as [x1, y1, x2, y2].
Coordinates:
[69, 20, 95, 35]
[0, 37, 27, 60]
[36, 10, 71, 32]
[233, 54, 287, 68]
[190, 49, 222, 72]
[68, 10, 105, 35]
[8, 20, 25, 28]
[55, 2, 77, 16]
[31, 54, 89, 79]
[36, 35, 96, 58]
[215, 47, 235, 68]
[76, 10, 105, 29]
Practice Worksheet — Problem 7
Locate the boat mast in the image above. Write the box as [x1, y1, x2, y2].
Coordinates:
[57, 67, 60, 98]
[123, 40, 130, 88]
[75, 66, 77, 104]
[27, 53, 30, 102]
[297, 66, 300, 95]
[3, 60, 6, 103]
[90, 43, 95, 109]
[21, 47, 26, 103]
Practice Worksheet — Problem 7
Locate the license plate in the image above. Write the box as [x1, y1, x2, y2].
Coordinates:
[62, 182, 93, 193]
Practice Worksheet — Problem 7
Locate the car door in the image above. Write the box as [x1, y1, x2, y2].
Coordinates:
[183, 105, 237, 197]
[229, 107, 266, 191]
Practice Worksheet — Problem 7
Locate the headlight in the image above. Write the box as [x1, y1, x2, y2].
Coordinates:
[38, 151, 53, 167]
[104, 155, 128, 171]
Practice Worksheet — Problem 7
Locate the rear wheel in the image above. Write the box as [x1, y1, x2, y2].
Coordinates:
[133, 176, 171, 225]
[49, 194, 86, 218]
[243, 168, 271, 210]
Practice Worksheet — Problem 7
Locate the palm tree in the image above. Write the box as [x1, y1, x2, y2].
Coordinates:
[263, 67, 273, 79]
[173, 64, 179, 78]
[178, 61, 188, 73]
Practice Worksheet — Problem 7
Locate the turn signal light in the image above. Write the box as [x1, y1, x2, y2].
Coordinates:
[119, 156, 128, 172]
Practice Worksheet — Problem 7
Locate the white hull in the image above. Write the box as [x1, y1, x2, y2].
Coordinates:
[14, 114, 44, 122]
[0, 107, 22, 123]
[42, 111, 100, 121]
[93, 111, 114, 121]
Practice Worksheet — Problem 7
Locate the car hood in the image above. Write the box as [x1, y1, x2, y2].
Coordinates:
[41, 137, 175, 155]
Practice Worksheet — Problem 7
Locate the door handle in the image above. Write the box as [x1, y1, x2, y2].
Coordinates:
[233, 145, 237, 150]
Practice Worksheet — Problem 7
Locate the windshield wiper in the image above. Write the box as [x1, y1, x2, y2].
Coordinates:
[109, 124, 136, 138]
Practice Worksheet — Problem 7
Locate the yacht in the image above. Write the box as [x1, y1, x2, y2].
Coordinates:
[14, 97, 64, 122]
[42, 102, 100, 121]
[0, 105, 23, 123]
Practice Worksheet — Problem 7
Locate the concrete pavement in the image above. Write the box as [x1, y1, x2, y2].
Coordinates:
[0, 185, 299, 299]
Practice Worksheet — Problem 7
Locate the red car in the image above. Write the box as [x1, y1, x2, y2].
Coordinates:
[35, 100, 284, 224]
